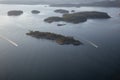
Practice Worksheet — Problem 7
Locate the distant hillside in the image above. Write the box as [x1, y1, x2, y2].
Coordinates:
[50, 0, 120, 7]
[85, 0, 120, 7]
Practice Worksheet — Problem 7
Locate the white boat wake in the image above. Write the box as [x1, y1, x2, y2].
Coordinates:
[0, 35, 18, 47]
[80, 36, 99, 48]
[84, 39, 98, 48]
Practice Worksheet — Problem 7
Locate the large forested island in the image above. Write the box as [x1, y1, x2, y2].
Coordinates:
[26, 31, 82, 46]
[44, 11, 111, 24]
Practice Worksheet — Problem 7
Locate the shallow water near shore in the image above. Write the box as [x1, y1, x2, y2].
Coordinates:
[0, 4, 120, 80]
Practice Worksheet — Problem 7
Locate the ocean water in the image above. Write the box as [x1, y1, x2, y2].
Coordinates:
[0, 4, 120, 80]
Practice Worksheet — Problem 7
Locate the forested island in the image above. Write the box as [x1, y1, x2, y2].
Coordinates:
[44, 11, 111, 24]
[26, 31, 82, 46]
[54, 9, 69, 14]
[31, 10, 40, 14]
[7, 10, 23, 16]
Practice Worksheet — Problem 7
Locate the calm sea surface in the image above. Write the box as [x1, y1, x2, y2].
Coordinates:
[0, 4, 120, 80]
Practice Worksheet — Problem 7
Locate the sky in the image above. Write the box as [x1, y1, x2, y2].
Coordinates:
[0, 0, 106, 4]
[0, 0, 118, 5]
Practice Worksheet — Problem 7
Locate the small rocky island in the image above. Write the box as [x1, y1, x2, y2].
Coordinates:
[57, 24, 66, 26]
[26, 31, 82, 46]
[31, 10, 40, 14]
[44, 11, 111, 24]
[54, 9, 69, 14]
[71, 10, 75, 12]
[7, 10, 23, 16]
